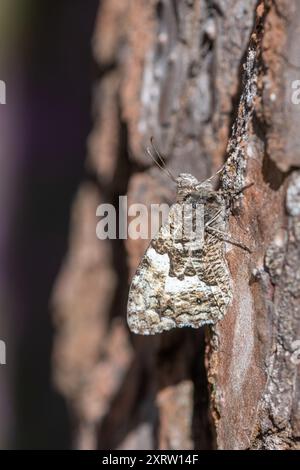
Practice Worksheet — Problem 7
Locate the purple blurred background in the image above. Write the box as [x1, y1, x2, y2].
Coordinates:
[0, 0, 99, 448]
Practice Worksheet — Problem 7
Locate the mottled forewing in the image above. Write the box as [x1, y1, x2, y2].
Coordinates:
[127, 199, 232, 335]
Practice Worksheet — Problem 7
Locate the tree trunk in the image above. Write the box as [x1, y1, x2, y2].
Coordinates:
[52, 0, 300, 450]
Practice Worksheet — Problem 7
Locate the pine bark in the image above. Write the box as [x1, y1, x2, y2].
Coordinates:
[52, 0, 300, 449]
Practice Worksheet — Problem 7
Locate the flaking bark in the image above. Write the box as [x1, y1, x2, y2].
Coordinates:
[52, 0, 300, 449]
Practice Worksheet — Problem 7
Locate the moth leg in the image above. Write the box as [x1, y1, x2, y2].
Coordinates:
[205, 209, 222, 228]
[220, 182, 254, 198]
[232, 182, 254, 196]
[206, 226, 252, 252]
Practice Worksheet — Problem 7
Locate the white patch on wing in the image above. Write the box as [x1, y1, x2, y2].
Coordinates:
[146, 246, 169, 272]
[165, 274, 207, 294]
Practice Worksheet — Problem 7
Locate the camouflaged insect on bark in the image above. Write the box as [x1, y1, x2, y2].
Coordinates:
[127, 173, 233, 335]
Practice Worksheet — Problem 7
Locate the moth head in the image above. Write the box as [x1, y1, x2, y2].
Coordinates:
[176, 173, 214, 201]
[176, 172, 198, 188]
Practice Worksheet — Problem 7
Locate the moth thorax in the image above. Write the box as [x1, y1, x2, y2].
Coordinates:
[176, 173, 199, 201]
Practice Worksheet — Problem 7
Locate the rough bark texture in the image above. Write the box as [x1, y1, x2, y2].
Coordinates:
[52, 0, 300, 449]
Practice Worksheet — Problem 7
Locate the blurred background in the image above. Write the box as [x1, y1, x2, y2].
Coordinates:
[0, 0, 212, 450]
[0, 0, 99, 448]
[1, 0, 297, 451]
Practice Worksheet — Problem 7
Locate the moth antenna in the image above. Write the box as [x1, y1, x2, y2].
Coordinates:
[149, 137, 177, 183]
[146, 147, 165, 172]
[150, 137, 167, 168]
[201, 162, 227, 184]
[146, 147, 177, 183]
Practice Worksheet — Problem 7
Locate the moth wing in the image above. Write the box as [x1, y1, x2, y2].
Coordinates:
[127, 227, 227, 335]
[127, 221, 175, 335]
